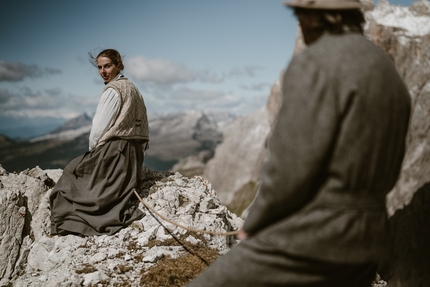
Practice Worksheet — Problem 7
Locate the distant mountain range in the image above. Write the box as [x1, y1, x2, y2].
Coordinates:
[0, 110, 236, 173]
[0, 115, 68, 141]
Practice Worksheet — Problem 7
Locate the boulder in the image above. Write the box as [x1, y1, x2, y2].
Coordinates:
[203, 76, 282, 216]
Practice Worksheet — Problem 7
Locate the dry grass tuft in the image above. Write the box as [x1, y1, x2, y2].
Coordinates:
[75, 263, 97, 274]
[115, 264, 134, 274]
[140, 232, 220, 287]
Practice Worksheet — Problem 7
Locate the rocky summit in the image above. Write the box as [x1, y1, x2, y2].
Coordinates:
[0, 165, 242, 287]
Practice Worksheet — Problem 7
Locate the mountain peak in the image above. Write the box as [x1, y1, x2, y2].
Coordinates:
[49, 113, 93, 135]
[370, 0, 430, 37]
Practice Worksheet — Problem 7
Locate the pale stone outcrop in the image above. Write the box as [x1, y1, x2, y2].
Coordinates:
[202, 75, 282, 215]
[0, 165, 242, 287]
[366, 0, 430, 216]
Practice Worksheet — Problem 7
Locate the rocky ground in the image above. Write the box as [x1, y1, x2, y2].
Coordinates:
[0, 165, 242, 287]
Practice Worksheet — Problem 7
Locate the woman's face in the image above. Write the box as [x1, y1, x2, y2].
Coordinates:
[97, 56, 121, 83]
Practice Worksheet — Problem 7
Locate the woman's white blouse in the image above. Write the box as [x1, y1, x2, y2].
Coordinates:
[88, 74, 123, 150]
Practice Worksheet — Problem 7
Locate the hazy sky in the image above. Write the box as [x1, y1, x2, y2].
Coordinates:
[0, 0, 416, 129]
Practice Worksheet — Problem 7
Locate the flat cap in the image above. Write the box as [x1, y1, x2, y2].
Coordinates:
[283, 0, 363, 9]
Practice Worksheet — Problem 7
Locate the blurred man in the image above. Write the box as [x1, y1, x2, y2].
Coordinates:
[187, 0, 411, 286]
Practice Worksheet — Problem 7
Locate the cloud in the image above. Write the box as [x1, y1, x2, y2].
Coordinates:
[240, 82, 271, 91]
[76, 55, 86, 64]
[0, 61, 61, 82]
[172, 87, 229, 102]
[142, 85, 244, 114]
[169, 87, 268, 115]
[143, 83, 267, 115]
[0, 89, 14, 104]
[124, 55, 269, 89]
[44, 67, 62, 75]
[125, 56, 196, 85]
[198, 70, 225, 84]
[125, 56, 224, 86]
[0, 61, 37, 82]
[229, 66, 264, 78]
[0, 86, 97, 119]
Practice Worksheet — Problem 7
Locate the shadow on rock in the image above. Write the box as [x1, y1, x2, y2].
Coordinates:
[379, 182, 430, 287]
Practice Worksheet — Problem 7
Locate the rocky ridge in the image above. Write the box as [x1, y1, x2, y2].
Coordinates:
[146, 110, 223, 171]
[203, 76, 282, 215]
[0, 165, 242, 287]
[366, 0, 430, 217]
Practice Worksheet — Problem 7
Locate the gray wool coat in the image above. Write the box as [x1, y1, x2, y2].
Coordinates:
[243, 32, 411, 263]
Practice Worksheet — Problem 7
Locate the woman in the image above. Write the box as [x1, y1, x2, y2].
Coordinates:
[50, 49, 149, 236]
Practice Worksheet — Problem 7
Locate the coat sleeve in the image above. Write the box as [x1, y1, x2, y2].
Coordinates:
[243, 53, 343, 236]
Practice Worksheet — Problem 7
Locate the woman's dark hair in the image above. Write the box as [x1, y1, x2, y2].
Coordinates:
[294, 8, 365, 34]
[88, 49, 125, 70]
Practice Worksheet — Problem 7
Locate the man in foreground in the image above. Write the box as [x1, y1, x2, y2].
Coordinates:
[187, 0, 411, 286]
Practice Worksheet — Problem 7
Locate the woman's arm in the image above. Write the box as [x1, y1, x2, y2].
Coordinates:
[89, 88, 120, 150]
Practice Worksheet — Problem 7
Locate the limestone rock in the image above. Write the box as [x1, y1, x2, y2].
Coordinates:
[146, 110, 222, 163]
[202, 72, 282, 216]
[366, 0, 430, 217]
[0, 165, 243, 287]
[203, 108, 268, 215]
[0, 189, 26, 285]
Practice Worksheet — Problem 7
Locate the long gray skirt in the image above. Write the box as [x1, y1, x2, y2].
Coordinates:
[186, 238, 377, 287]
[50, 139, 144, 236]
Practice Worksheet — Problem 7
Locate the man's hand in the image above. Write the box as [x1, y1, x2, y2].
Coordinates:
[237, 228, 248, 240]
